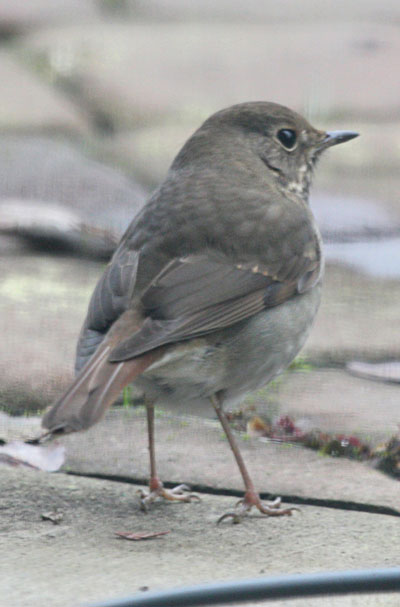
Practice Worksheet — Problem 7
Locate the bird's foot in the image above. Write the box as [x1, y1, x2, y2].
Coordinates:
[138, 478, 200, 512]
[217, 490, 298, 524]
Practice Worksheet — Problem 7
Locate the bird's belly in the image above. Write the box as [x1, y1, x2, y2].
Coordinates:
[134, 338, 226, 404]
[220, 285, 321, 405]
[136, 285, 321, 407]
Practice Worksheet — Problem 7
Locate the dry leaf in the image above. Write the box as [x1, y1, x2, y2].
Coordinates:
[41, 511, 64, 524]
[247, 416, 271, 437]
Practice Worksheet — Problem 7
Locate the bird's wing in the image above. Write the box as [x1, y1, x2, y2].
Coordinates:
[42, 309, 163, 435]
[41, 251, 320, 437]
[109, 253, 320, 362]
[75, 246, 139, 371]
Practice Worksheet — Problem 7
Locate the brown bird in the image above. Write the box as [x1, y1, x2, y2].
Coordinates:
[42, 102, 358, 522]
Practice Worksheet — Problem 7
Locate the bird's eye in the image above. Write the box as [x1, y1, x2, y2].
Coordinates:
[277, 129, 297, 150]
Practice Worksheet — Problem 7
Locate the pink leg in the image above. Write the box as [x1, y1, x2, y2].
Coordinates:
[211, 394, 296, 523]
[138, 402, 200, 511]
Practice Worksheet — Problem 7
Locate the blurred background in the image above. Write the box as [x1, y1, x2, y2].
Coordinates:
[1, 0, 399, 441]
[1, 2, 400, 605]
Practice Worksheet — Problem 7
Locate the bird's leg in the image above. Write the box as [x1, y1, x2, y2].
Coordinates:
[138, 401, 200, 511]
[211, 394, 296, 523]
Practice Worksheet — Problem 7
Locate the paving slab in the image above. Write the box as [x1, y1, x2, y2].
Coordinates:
[0, 0, 98, 35]
[347, 361, 400, 384]
[22, 22, 400, 131]
[323, 238, 400, 279]
[130, 0, 400, 23]
[311, 192, 400, 244]
[314, 170, 400, 226]
[305, 264, 400, 363]
[11, 408, 392, 513]
[101, 123, 199, 188]
[0, 254, 100, 413]
[0, 50, 88, 135]
[0, 465, 399, 607]
[2, 409, 398, 511]
[0, 136, 146, 256]
[252, 368, 400, 446]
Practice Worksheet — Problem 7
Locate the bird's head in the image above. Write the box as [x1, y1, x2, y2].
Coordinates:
[177, 102, 358, 204]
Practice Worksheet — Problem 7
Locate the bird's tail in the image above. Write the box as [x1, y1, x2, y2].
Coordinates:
[41, 341, 161, 439]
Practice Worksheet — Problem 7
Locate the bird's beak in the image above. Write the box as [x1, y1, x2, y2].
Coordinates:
[319, 130, 359, 150]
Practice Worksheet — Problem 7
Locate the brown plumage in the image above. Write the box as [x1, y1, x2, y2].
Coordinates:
[43, 309, 164, 435]
[42, 102, 358, 522]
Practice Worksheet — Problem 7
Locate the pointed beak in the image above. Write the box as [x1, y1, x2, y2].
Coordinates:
[319, 130, 359, 150]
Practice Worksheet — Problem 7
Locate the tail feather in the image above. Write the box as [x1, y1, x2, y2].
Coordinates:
[42, 345, 160, 437]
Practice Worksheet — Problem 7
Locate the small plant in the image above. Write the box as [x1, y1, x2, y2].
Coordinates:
[122, 386, 134, 408]
[288, 356, 313, 372]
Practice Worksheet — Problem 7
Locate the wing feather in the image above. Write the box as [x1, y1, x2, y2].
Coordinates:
[109, 257, 300, 362]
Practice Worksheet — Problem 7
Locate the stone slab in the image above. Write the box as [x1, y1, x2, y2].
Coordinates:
[323, 238, 400, 279]
[347, 361, 400, 384]
[0, 136, 146, 256]
[0, 465, 399, 607]
[314, 171, 400, 227]
[0, 254, 100, 413]
[252, 368, 400, 446]
[35, 409, 398, 513]
[0, 50, 88, 135]
[311, 192, 400, 244]
[2, 408, 398, 511]
[22, 22, 400, 131]
[0, 0, 98, 35]
[130, 0, 400, 23]
[305, 264, 400, 363]
[101, 123, 197, 188]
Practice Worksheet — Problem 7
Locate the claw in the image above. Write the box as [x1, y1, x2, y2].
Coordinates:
[217, 511, 242, 525]
[138, 481, 201, 511]
[261, 496, 282, 510]
[168, 484, 191, 495]
[217, 491, 297, 524]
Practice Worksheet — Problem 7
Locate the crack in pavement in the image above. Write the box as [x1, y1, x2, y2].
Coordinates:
[65, 470, 400, 518]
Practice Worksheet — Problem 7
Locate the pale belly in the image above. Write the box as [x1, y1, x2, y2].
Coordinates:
[134, 285, 321, 408]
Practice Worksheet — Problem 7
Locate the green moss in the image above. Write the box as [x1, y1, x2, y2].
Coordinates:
[289, 355, 314, 372]
[122, 385, 134, 409]
[0, 388, 48, 416]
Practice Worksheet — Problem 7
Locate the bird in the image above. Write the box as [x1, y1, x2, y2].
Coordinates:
[42, 102, 358, 523]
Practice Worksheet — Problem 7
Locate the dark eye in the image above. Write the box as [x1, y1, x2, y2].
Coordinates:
[277, 128, 297, 150]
